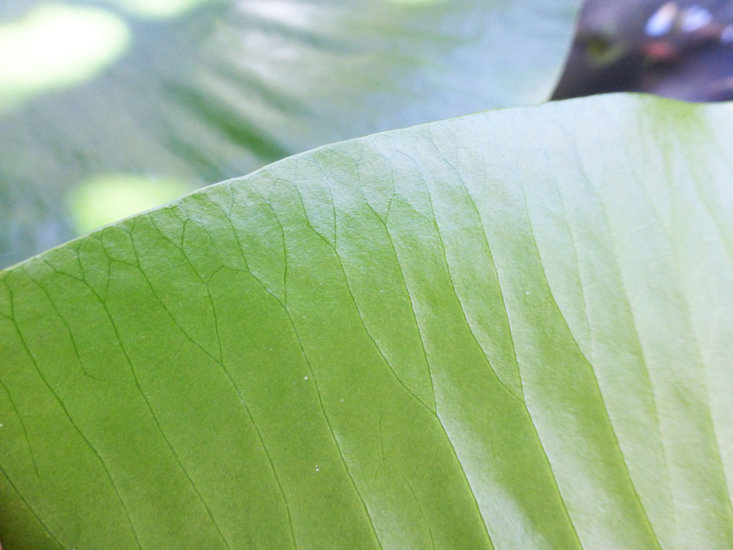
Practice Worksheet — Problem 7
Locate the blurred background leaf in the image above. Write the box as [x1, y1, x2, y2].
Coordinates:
[0, 0, 580, 267]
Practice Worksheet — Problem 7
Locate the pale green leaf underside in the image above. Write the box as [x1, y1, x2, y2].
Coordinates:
[2, 94, 733, 548]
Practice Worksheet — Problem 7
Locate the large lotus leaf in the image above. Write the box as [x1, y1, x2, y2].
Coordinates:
[2, 93, 733, 548]
[0, 0, 580, 268]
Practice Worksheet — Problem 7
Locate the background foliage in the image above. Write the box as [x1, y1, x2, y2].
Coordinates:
[0, 0, 577, 267]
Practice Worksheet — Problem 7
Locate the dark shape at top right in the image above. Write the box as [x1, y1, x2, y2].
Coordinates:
[552, 0, 733, 101]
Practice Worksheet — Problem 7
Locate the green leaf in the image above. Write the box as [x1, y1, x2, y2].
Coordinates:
[0, 0, 580, 267]
[2, 93, 733, 548]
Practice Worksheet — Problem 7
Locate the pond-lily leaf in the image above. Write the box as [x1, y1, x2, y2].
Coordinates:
[0, 0, 580, 267]
[2, 93, 732, 548]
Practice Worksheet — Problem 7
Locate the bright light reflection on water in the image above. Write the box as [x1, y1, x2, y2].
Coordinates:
[383, 0, 443, 4]
[68, 174, 193, 234]
[0, 3, 130, 112]
[97, 0, 213, 19]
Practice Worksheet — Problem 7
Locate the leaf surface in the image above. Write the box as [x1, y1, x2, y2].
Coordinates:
[2, 94, 733, 548]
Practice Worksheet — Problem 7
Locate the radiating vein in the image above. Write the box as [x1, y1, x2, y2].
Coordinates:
[6, 282, 143, 550]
